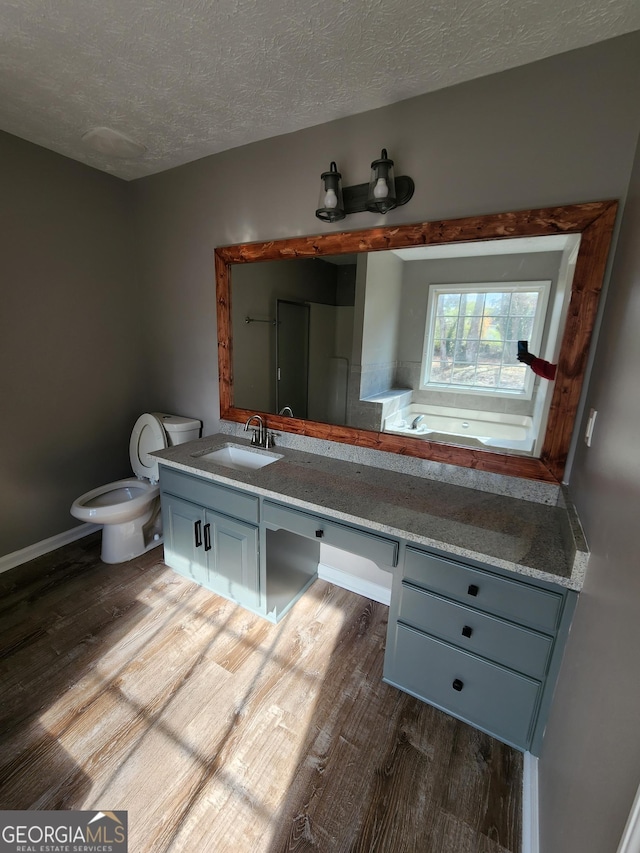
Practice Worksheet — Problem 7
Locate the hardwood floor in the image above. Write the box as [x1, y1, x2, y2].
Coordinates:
[0, 534, 522, 852]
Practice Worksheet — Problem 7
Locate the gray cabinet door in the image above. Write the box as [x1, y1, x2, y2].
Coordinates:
[162, 494, 208, 585]
[204, 510, 260, 611]
[162, 495, 260, 611]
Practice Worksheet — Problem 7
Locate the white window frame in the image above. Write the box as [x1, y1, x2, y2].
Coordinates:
[420, 281, 551, 399]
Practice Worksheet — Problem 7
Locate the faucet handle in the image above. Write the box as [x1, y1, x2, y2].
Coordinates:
[248, 427, 261, 446]
[264, 431, 277, 448]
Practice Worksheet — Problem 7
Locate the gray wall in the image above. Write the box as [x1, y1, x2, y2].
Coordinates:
[0, 131, 144, 555]
[2, 30, 640, 851]
[131, 34, 640, 439]
[538, 134, 640, 852]
[130, 34, 640, 852]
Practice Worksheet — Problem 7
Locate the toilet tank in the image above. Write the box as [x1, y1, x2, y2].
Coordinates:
[155, 413, 202, 446]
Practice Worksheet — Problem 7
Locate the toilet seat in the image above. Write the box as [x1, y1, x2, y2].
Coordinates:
[71, 478, 159, 524]
[129, 413, 167, 482]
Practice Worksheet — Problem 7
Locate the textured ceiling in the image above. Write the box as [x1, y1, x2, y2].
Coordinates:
[2, 0, 640, 180]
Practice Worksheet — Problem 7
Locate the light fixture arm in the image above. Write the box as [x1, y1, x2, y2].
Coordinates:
[343, 175, 414, 214]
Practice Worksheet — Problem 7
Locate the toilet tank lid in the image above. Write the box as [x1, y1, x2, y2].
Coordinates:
[153, 413, 202, 433]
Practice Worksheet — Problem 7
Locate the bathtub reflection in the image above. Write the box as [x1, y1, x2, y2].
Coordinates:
[384, 403, 536, 454]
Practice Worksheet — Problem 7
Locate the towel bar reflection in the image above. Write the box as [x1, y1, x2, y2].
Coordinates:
[245, 316, 276, 325]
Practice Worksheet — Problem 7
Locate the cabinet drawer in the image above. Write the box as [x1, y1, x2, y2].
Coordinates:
[160, 466, 259, 524]
[398, 583, 553, 679]
[404, 547, 562, 632]
[263, 501, 398, 567]
[386, 624, 540, 749]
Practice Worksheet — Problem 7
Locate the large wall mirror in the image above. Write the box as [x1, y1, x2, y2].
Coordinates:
[215, 201, 617, 483]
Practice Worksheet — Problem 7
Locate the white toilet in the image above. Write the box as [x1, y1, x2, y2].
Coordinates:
[71, 412, 201, 564]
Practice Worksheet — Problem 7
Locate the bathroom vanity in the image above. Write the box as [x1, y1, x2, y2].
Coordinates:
[153, 434, 586, 755]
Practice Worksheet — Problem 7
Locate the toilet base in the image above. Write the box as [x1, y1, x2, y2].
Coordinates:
[100, 500, 163, 564]
[100, 525, 163, 564]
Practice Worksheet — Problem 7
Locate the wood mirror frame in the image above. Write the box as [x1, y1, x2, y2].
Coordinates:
[215, 200, 617, 483]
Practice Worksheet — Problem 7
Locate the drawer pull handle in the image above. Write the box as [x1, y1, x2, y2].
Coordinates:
[204, 523, 212, 552]
[461, 625, 473, 638]
[194, 520, 202, 548]
[467, 584, 479, 597]
[452, 679, 464, 692]
[315, 529, 324, 538]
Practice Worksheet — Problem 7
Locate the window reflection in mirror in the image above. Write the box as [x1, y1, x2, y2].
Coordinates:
[231, 234, 580, 457]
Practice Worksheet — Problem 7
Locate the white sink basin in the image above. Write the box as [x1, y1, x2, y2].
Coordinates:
[196, 443, 282, 471]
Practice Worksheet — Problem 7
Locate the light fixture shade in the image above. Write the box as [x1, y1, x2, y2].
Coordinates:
[366, 149, 397, 214]
[316, 162, 345, 222]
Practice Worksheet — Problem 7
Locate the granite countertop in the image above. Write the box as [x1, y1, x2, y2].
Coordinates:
[153, 434, 588, 591]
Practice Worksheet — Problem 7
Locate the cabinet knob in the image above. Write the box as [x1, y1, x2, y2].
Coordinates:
[461, 625, 473, 638]
[467, 584, 479, 597]
[194, 519, 202, 548]
[315, 529, 324, 538]
[452, 679, 464, 692]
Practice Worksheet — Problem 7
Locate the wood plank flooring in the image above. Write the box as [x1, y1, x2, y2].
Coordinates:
[0, 534, 522, 852]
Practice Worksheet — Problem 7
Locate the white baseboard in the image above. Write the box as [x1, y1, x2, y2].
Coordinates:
[0, 523, 101, 575]
[317, 563, 392, 605]
[522, 752, 539, 853]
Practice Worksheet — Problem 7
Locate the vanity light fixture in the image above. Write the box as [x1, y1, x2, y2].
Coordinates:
[367, 149, 397, 213]
[316, 161, 345, 222]
[315, 149, 414, 223]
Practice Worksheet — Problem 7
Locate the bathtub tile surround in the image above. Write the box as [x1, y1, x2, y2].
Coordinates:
[346, 386, 414, 434]
[155, 433, 586, 588]
[218, 420, 563, 505]
[396, 361, 541, 418]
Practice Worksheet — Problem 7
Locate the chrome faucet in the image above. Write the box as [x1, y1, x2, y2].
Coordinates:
[411, 415, 424, 429]
[244, 414, 276, 448]
[244, 414, 265, 446]
[278, 406, 294, 417]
